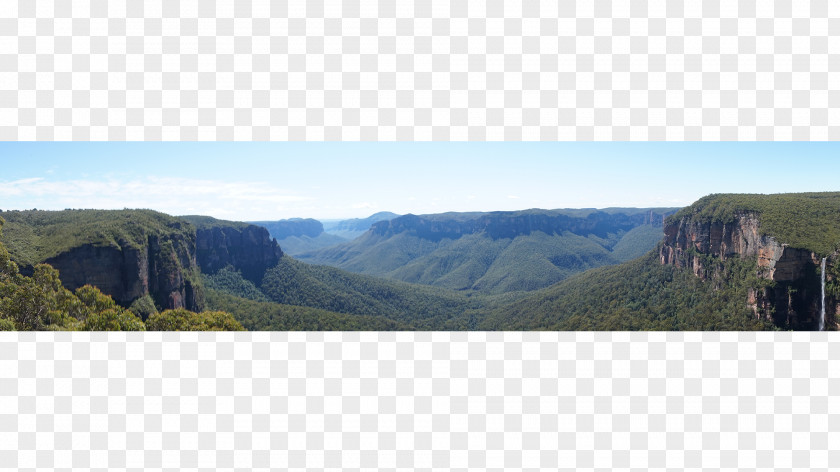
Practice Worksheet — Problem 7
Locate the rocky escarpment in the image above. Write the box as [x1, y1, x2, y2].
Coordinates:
[660, 211, 838, 330]
[371, 210, 671, 242]
[45, 232, 203, 313]
[194, 224, 283, 284]
[41, 222, 283, 312]
[3, 210, 287, 316]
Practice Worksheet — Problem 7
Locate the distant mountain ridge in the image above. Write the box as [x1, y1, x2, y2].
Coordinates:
[298, 208, 677, 293]
[370, 208, 669, 241]
[322, 212, 401, 240]
[250, 218, 324, 240]
[252, 212, 401, 256]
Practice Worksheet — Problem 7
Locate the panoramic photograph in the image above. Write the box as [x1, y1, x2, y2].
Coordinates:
[0, 142, 837, 332]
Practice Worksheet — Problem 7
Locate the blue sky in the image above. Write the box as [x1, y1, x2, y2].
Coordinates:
[0, 142, 837, 220]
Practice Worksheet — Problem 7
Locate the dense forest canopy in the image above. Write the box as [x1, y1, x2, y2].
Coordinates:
[299, 208, 676, 294]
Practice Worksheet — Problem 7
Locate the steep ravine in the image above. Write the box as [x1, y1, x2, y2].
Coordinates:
[660, 211, 838, 330]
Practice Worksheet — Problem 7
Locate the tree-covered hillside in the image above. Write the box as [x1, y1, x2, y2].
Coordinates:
[609, 225, 667, 261]
[259, 256, 480, 329]
[479, 249, 776, 331]
[299, 208, 674, 294]
[199, 254, 488, 330]
[205, 289, 413, 331]
[203, 266, 270, 302]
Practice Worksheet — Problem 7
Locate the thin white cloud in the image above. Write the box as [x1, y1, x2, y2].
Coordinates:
[0, 178, 46, 196]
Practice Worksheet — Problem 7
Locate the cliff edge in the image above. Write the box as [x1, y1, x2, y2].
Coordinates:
[181, 215, 284, 284]
[0, 210, 204, 313]
[2, 211, 285, 315]
[660, 193, 840, 330]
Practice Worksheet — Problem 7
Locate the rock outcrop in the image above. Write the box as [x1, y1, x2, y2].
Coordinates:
[42, 222, 283, 313]
[194, 224, 283, 284]
[2, 210, 288, 317]
[660, 211, 837, 330]
[45, 233, 203, 313]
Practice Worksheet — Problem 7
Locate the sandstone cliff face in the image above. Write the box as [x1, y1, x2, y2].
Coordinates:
[45, 233, 203, 313]
[660, 212, 836, 330]
[37, 221, 282, 314]
[41, 222, 282, 314]
[194, 225, 283, 283]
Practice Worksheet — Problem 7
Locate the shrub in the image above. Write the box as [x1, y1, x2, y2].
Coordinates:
[146, 308, 244, 331]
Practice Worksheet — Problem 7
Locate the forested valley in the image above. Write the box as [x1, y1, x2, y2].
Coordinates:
[2, 193, 838, 331]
